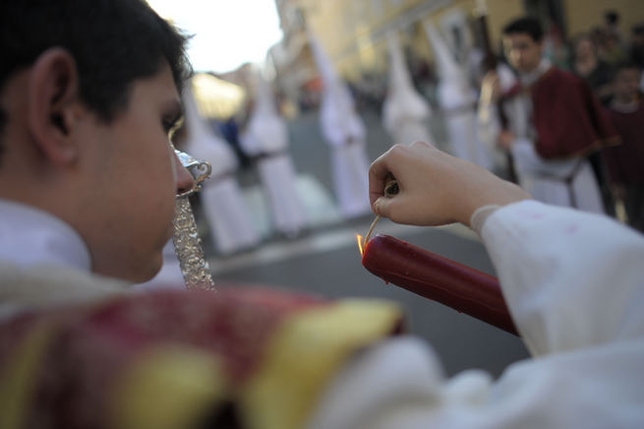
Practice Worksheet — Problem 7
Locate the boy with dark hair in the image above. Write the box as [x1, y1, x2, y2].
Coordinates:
[479, 16, 618, 213]
[503, 16, 544, 42]
[0, 0, 195, 282]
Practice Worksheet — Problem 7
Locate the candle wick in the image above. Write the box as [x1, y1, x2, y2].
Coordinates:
[364, 215, 381, 247]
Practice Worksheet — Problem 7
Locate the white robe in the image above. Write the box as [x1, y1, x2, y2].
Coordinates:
[0, 199, 90, 273]
[306, 200, 644, 428]
[200, 176, 261, 255]
[257, 154, 308, 237]
[309, 29, 371, 219]
[478, 62, 605, 214]
[320, 83, 372, 219]
[437, 81, 492, 170]
[329, 142, 372, 219]
[424, 22, 492, 170]
[240, 111, 308, 237]
[0, 199, 187, 292]
[0, 199, 126, 318]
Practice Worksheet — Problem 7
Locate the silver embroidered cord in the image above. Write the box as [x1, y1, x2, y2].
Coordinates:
[173, 150, 216, 291]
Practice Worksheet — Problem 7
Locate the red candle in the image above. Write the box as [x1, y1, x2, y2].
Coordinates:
[362, 234, 518, 336]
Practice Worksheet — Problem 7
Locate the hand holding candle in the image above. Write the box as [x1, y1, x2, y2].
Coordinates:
[360, 191, 516, 335]
[369, 141, 529, 227]
[364, 142, 530, 335]
[359, 179, 515, 334]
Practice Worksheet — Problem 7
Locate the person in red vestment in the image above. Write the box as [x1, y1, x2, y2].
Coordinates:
[602, 62, 644, 231]
[479, 17, 619, 213]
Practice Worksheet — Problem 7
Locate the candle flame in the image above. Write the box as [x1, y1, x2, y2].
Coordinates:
[356, 234, 364, 256]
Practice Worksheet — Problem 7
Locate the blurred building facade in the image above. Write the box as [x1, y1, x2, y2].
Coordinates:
[271, 0, 643, 111]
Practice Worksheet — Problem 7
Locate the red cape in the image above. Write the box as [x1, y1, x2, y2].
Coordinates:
[530, 68, 619, 159]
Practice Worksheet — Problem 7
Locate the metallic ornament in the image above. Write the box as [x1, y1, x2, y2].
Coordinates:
[173, 149, 216, 291]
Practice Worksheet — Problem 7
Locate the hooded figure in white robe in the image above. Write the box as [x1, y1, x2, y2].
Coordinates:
[182, 79, 260, 255]
[425, 22, 492, 170]
[382, 32, 434, 146]
[239, 68, 308, 238]
[308, 29, 372, 219]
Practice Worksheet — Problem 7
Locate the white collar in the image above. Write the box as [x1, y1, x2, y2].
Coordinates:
[0, 199, 91, 272]
[519, 58, 552, 87]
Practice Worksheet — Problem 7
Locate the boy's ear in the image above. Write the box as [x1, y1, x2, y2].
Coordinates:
[27, 48, 82, 165]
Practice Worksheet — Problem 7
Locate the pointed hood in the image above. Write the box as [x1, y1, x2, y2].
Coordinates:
[182, 78, 239, 176]
[423, 21, 466, 82]
[386, 32, 417, 94]
[423, 21, 475, 108]
[382, 31, 431, 132]
[307, 29, 366, 146]
[307, 28, 340, 88]
[252, 67, 279, 117]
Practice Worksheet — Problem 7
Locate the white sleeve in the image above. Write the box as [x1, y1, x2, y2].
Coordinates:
[305, 336, 496, 429]
[306, 200, 644, 429]
[480, 200, 644, 355]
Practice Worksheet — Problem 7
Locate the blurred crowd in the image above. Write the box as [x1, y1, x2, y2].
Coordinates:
[550, 11, 643, 105]
[202, 10, 644, 246]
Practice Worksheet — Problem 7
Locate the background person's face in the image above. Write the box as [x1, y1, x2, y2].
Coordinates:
[503, 33, 543, 74]
[575, 39, 595, 60]
[613, 68, 642, 100]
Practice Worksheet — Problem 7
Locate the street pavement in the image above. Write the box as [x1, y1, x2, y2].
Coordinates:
[201, 107, 530, 378]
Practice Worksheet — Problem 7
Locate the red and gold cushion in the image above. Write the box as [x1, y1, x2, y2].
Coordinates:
[0, 286, 404, 429]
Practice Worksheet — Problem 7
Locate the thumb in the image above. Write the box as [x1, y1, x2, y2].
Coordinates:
[373, 196, 394, 219]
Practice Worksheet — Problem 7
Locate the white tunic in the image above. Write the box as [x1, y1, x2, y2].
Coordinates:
[0, 199, 124, 318]
[256, 154, 308, 237]
[425, 22, 492, 170]
[0, 199, 90, 272]
[240, 74, 308, 237]
[0, 199, 186, 292]
[307, 200, 644, 428]
[319, 82, 372, 219]
[478, 61, 605, 214]
[309, 29, 372, 219]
